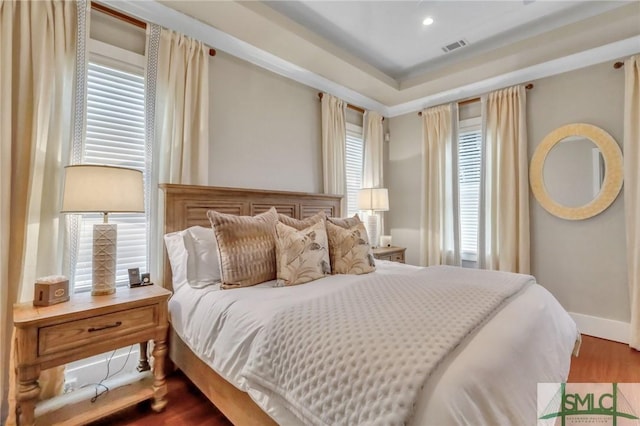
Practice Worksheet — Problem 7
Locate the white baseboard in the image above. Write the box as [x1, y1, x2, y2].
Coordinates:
[570, 312, 630, 344]
[37, 371, 150, 416]
[64, 345, 141, 392]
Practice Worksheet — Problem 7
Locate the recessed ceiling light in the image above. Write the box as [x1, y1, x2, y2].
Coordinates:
[422, 17, 434, 26]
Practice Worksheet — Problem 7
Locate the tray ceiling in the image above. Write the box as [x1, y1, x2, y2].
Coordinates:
[119, 0, 640, 114]
[263, 1, 626, 81]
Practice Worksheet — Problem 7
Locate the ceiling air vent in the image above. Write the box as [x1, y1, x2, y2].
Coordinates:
[442, 39, 468, 53]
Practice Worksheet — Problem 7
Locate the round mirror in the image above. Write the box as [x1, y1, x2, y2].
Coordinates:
[543, 136, 604, 208]
[530, 123, 623, 220]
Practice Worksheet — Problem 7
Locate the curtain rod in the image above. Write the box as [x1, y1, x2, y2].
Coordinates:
[90, 2, 217, 57]
[317, 93, 385, 121]
[317, 93, 365, 114]
[418, 83, 534, 116]
[614, 61, 624, 69]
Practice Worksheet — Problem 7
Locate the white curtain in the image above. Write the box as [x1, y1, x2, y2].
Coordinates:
[156, 28, 209, 185]
[66, 0, 90, 290]
[479, 85, 530, 274]
[321, 94, 347, 214]
[420, 104, 460, 267]
[1, 1, 79, 423]
[363, 110, 384, 188]
[147, 26, 210, 285]
[363, 110, 385, 234]
[624, 55, 640, 350]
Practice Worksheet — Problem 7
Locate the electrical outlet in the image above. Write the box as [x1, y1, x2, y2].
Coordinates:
[63, 378, 77, 394]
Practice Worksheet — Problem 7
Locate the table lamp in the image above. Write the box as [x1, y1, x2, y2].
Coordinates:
[357, 188, 389, 248]
[62, 165, 144, 295]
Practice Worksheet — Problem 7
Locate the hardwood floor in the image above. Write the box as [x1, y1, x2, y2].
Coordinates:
[89, 335, 638, 426]
[568, 335, 640, 382]
[88, 372, 232, 426]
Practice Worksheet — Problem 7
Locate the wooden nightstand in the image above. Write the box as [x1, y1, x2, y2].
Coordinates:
[13, 285, 171, 426]
[373, 246, 406, 263]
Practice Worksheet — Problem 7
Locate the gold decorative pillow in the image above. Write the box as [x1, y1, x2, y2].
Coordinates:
[326, 221, 375, 275]
[278, 210, 326, 230]
[275, 220, 331, 286]
[207, 207, 278, 289]
[327, 214, 361, 228]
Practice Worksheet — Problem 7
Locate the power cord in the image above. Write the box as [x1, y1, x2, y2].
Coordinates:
[80, 344, 135, 403]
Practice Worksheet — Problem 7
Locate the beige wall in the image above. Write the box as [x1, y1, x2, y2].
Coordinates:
[92, 11, 323, 194]
[527, 61, 628, 322]
[387, 60, 631, 322]
[90, 11, 146, 55]
[387, 112, 422, 265]
[346, 108, 363, 127]
[209, 52, 322, 193]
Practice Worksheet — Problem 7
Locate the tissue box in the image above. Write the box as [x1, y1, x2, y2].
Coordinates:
[33, 275, 70, 306]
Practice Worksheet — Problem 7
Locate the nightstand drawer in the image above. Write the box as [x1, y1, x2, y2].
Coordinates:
[372, 246, 406, 264]
[38, 305, 157, 357]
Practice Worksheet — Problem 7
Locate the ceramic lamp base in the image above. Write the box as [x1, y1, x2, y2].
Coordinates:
[365, 213, 380, 248]
[92, 223, 117, 296]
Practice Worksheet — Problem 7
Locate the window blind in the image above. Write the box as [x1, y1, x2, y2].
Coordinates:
[458, 120, 482, 262]
[345, 125, 364, 217]
[73, 62, 147, 292]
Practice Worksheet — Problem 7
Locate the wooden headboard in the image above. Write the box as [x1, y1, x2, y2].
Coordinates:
[160, 184, 342, 290]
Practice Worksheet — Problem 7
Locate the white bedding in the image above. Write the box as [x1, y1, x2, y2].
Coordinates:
[169, 261, 578, 425]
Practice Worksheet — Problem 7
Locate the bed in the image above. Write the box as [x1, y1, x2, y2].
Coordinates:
[160, 183, 579, 426]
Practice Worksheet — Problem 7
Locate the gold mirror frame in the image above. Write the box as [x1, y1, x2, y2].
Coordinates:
[530, 123, 623, 220]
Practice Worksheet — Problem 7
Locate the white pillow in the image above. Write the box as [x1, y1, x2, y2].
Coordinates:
[183, 226, 221, 288]
[163, 226, 221, 290]
[164, 231, 189, 290]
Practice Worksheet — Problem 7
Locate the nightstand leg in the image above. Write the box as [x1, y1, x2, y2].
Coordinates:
[151, 336, 168, 412]
[137, 341, 150, 372]
[16, 365, 40, 426]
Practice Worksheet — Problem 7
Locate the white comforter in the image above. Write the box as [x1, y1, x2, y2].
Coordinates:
[169, 261, 578, 426]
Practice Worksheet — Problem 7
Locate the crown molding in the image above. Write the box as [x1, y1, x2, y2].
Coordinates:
[101, 0, 389, 115]
[386, 36, 640, 117]
[102, 1, 638, 118]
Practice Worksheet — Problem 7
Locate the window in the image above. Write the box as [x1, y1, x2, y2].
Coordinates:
[345, 123, 364, 217]
[72, 41, 148, 292]
[458, 117, 482, 263]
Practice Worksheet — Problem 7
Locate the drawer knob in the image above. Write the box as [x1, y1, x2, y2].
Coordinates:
[88, 321, 122, 332]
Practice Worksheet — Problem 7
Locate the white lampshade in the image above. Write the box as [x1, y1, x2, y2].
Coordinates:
[62, 165, 144, 214]
[358, 188, 389, 249]
[358, 188, 389, 212]
[62, 165, 144, 296]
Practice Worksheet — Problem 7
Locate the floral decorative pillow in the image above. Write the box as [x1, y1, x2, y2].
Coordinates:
[327, 214, 361, 228]
[326, 221, 376, 275]
[207, 207, 278, 289]
[275, 220, 331, 286]
[278, 210, 326, 230]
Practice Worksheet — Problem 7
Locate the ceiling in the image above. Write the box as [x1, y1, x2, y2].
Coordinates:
[121, 0, 640, 115]
[262, 1, 626, 81]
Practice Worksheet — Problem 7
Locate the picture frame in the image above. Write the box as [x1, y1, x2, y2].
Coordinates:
[128, 268, 141, 287]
